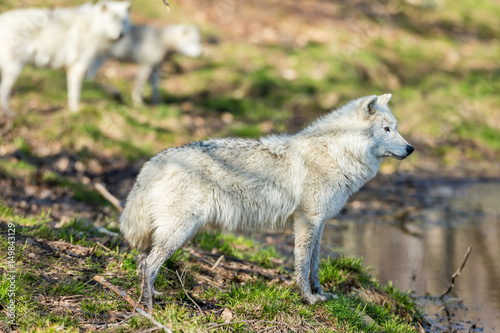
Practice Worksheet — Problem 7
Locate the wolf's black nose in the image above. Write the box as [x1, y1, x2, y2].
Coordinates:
[406, 145, 415, 155]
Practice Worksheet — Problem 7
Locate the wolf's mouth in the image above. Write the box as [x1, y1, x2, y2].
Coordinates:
[386, 151, 406, 160]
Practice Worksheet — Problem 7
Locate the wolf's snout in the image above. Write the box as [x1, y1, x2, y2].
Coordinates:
[406, 145, 415, 156]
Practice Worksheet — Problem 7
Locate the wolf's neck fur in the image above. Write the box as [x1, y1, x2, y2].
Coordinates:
[289, 105, 381, 194]
[296, 100, 358, 137]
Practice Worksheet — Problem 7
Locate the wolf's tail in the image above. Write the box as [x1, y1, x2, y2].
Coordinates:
[119, 195, 152, 252]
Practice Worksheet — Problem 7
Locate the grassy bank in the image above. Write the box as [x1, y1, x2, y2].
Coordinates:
[0, 204, 423, 332]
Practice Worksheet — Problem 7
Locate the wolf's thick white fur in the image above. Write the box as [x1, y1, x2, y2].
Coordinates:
[87, 24, 202, 105]
[120, 94, 414, 310]
[0, 1, 131, 116]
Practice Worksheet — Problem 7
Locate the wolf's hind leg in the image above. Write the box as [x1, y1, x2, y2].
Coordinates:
[141, 245, 175, 313]
[149, 64, 161, 105]
[141, 218, 202, 313]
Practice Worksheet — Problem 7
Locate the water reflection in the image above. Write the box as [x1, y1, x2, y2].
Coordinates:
[322, 182, 500, 331]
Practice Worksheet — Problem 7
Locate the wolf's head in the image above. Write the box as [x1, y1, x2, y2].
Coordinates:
[93, 1, 131, 41]
[297, 93, 414, 164]
[162, 25, 202, 58]
[359, 94, 414, 160]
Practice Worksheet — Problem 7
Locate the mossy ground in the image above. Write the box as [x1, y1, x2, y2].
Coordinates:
[0, 205, 423, 332]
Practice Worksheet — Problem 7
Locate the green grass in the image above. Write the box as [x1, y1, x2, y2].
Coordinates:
[193, 230, 283, 268]
[319, 256, 377, 288]
[456, 122, 500, 151]
[0, 205, 423, 332]
[0, 158, 37, 179]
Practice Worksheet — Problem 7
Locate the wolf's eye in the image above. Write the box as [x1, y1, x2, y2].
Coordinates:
[384, 127, 390, 132]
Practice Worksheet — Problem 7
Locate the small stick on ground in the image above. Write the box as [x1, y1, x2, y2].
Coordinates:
[210, 254, 224, 271]
[133, 261, 146, 314]
[96, 227, 120, 237]
[94, 183, 123, 213]
[93, 275, 172, 333]
[439, 245, 472, 299]
[175, 269, 204, 317]
[96, 241, 113, 252]
[207, 320, 291, 330]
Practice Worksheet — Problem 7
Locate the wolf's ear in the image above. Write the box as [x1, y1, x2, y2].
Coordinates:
[379, 93, 392, 105]
[362, 95, 378, 115]
[100, 2, 108, 12]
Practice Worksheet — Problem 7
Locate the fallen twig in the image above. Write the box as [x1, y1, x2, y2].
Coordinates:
[94, 183, 123, 213]
[197, 250, 247, 263]
[175, 270, 204, 317]
[207, 320, 291, 330]
[93, 275, 172, 333]
[257, 325, 278, 333]
[439, 245, 472, 299]
[96, 226, 120, 237]
[210, 254, 224, 271]
[107, 313, 139, 328]
[133, 261, 146, 315]
[195, 274, 224, 288]
[96, 241, 113, 252]
[191, 249, 279, 280]
[93, 275, 145, 311]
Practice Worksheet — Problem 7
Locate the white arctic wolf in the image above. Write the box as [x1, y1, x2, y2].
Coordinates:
[0, 1, 131, 116]
[87, 24, 202, 105]
[120, 94, 414, 311]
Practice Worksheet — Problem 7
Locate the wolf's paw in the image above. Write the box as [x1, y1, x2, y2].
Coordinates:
[140, 289, 163, 303]
[321, 292, 338, 300]
[303, 293, 328, 305]
[152, 289, 163, 298]
[303, 292, 338, 304]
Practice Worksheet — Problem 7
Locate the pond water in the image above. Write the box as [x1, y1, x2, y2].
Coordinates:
[320, 180, 500, 331]
[256, 177, 500, 330]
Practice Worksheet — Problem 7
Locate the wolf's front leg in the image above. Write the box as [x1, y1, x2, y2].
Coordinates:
[132, 65, 153, 106]
[67, 62, 86, 112]
[309, 221, 336, 301]
[294, 216, 329, 305]
[309, 221, 325, 294]
[0, 62, 23, 117]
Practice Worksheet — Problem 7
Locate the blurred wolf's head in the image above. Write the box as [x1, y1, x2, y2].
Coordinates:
[162, 24, 202, 58]
[92, 1, 131, 41]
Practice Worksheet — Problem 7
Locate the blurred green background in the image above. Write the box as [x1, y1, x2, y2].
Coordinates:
[1, 0, 500, 177]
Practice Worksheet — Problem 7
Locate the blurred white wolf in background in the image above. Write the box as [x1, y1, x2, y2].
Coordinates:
[87, 24, 202, 105]
[119, 94, 415, 311]
[0, 1, 131, 116]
